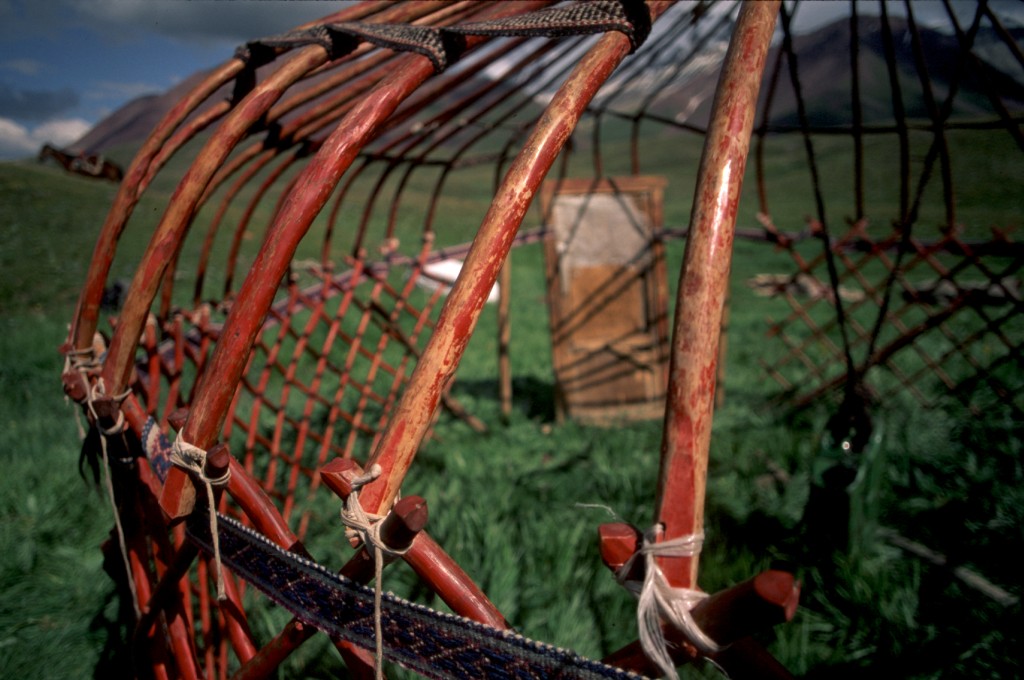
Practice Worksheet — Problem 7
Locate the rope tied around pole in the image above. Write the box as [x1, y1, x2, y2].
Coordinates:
[618, 528, 721, 680]
[64, 345, 100, 379]
[85, 379, 140, 617]
[339, 463, 411, 680]
[170, 433, 232, 600]
[64, 344, 100, 439]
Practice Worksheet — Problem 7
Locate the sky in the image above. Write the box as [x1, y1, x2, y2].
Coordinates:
[1, 1, 1021, 161]
[0, 0, 347, 159]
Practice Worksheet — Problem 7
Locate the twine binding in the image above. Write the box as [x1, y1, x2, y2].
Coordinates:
[84, 378, 141, 619]
[618, 528, 721, 680]
[63, 344, 99, 440]
[170, 433, 232, 600]
[339, 464, 411, 680]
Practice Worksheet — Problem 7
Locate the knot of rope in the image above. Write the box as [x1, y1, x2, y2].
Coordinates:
[87, 381, 132, 438]
[620, 528, 721, 680]
[171, 433, 231, 601]
[82, 377, 141, 617]
[339, 464, 381, 538]
[64, 346, 100, 388]
[338, 464, 408, 680]
[63, 344, 101, 439]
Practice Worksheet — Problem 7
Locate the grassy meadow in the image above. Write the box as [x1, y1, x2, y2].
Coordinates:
[1, 117, 1021, 680]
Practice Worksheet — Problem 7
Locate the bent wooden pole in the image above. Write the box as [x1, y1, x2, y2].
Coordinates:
[166, 0, 549, 521]
[67, 59, 243, 353]
[358, 0, 677, 517]
[654, 0, 779, 590]
[67, 0, 395, 354]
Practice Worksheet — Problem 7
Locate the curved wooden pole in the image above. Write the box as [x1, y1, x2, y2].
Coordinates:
[69, 59, 243, 352]
[359, 0, 676, 516]
[68, 0, 395, 353]
[88, 0, 438, 389]
[654, 0, 779, 590]
[171, 1, 550, 511]
[101, 47, 331, 400]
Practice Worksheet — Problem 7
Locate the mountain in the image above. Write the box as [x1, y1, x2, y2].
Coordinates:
[73, 13, 1024, 155]
[72, 69, 232, 157]
[768, 15, 1024, 127]
[614, 14, 1024, 130]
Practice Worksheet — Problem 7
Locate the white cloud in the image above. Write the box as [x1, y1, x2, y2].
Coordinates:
[0, 116, 90, 160]
[0, 117, 36, 158]
[90, 80, 162, 100]
[34, 117, 90, 145]
[0, 58, 44, 76]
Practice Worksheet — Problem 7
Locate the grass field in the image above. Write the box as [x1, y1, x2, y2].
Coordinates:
[1, 116, 1021, 680]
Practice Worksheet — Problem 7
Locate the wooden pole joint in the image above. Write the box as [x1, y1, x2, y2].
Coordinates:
[598, 521, 800, 677]
[320, 457, 429, 579]
[159, 436, 231, 523]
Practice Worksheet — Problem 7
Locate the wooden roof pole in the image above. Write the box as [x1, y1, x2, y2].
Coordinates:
[171, 1, 551, 518]
[68, 1, 395, 353]
[358, 1, 677, 517]
[654, 0, 780, 589]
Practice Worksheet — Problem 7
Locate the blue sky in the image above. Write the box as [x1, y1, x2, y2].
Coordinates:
[0, 0, 344, 159]
[0, 1, 1020, 161]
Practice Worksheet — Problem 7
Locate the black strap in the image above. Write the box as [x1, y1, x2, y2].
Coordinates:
[235, 0, 651, 90]
[139, 420, 643, 678]
[188, 512, 646, 679]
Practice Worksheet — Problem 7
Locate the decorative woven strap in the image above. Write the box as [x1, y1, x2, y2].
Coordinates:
[236, 0, 651, 74]
[188, 513, 646, 680]
[451, 1, 651, 50]
[141, 418, 646, 678]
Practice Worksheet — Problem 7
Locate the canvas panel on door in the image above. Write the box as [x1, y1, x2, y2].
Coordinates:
[541, 177, 670, 424]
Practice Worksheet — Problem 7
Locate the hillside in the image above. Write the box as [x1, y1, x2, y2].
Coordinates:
[620, 14, 1024, 129]
[72, 70, 225, 155]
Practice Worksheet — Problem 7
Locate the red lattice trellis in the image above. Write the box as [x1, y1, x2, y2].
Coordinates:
[58, 0, 1022, 677]
[759, 226, 1023, 419]
[753, 0, 1023, 419]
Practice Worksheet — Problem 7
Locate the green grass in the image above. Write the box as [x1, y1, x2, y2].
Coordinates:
[0, 168, 131, 678]
[1, 115, 1021, 680]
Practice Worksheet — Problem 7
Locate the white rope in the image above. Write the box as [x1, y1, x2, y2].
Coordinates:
[63, 345, 98, 440]
[619, 528, 721, 680]
[339, 464, 411, 680]
[170, 433, 231, 601]
[85, 378, 141, 619]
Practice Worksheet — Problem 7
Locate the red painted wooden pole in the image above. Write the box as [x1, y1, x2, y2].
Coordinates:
[165, 1, 550, 521]
[67, 58, 243, 354]
[654, 0, 779, 590]
[68, 0, 396, 353]
[358, 1, 677, 517]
